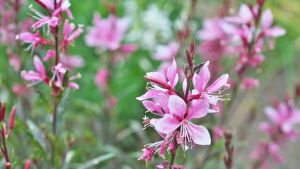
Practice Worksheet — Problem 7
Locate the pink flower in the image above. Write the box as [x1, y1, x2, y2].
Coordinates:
[145, 59, 179, 90]
[213, 126, 225, 142]
[138, 147, 155, 163]
[16, 32, 48, 50]
[261, 9, 286, 38]
[240, 78, 259, 90]
[62, 20, 83, 50]
[192, 61, 229, 107]
[225, 4, 253, 24]
[7, 49, 22, 71]
[261, 100, 300, 140]
[60, 54, 85, 69]
[152, 95, 211, 147]
[120, 44, 137, 53]
[51, 63, 80, 92]
[154, 42, 179, 61]
[43, 50, 56, 61]
[21, 55, 49, 85]
[85, 13, 129, 50]
[12, 84, 30, 97]
[95, 69, 109, 89]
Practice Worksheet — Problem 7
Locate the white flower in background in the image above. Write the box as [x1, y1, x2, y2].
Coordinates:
[141, 4, 172, 49]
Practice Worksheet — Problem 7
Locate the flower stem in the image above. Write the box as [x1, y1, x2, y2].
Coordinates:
[169, 144, 178, 169]
[1, 130, 11, 169]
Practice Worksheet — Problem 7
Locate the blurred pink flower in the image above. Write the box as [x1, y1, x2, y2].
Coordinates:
[95, 69, 109, 89]
[12, 84, 30, 97]
[16, 32, 48, 50]
[7, 49, 22, 71]
[154, 42, 179, 61]
[24, 160, 31, 169]
[213, 126, 225, 142]
[60, 54, 85, 69]
[85, 13, 130, 51]
[260, 100, 300, 141]
[62, 20, 83, 50]
[138, 147, 155, 163]
[240, 78, 259, 90]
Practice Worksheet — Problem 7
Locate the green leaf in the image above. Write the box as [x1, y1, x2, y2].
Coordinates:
[76, 153, 115, 169]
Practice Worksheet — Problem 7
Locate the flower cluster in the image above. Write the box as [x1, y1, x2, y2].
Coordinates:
[137, 41, 230, 167]
[198, 0, 285, 89]
[198, 18, 234, 75]
[250, 99, 300, 169]
[18, 0, 83, 95]
[225, 1, 285, 84]
[0, 103, 16, 169]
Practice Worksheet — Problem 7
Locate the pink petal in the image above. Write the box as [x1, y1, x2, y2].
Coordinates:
[265, 107, 279, 123]
[21, 71, 43, 81]
[167, 59, 178, 88]
[136, 90, 164, 101]
[142, 100, 163, 115]
[207, 74, 229, 92]
[187, 123, 211, 145]
[261, 9, 273, 28]
[33, 56, 46, 77]
[68, 82, 79, 90]
[168, 95, 186, 118]
[154, 115, 181, 134]
[239, 4, 253, 22]
[146, 72, 166, 83]
[43, 50, 56, 61]
[193, 61, 210, 91]
[186, 99, 209, 120]
[265, 27, 286, 37]
[16, 32, 35, 43]
[120, 44, 137, 53]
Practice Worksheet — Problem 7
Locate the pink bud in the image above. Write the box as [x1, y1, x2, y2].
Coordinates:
[5, 162, 11, 169]
[0, 103, 6, 122]
[24, 160, 31, 169]
[9, 106, 16, 131]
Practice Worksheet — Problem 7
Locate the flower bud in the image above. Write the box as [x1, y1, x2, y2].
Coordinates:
[0, 103, 6, 122]
[24, 160, 31, 169]
[9, 106, 16, 131]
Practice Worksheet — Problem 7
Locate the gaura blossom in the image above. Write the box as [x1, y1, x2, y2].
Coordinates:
[222, 3, 285, 82]
[138, 41, 230, 167]
[16, 32, 48, 50]
[197, 19, 234, 74]
[62, 20, 83, 50]
[30, 0, 73, 30]
[85, 13, 132, 51]
[21, 55, 49, 85]
[250, 99, 300, 168]
[144, 58, 179, 90]
[240, 78, 260, 90]
[192, 61, 229, 108]
[259, 100, 300, 142]
[152, 95, 211, 147]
